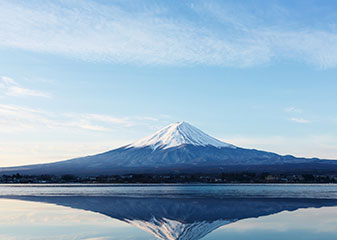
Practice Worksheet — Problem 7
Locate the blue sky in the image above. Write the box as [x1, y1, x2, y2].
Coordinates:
[1, 0, 337, 166]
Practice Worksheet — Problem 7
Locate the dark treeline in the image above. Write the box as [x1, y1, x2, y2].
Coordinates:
[1, 172, 337, 184]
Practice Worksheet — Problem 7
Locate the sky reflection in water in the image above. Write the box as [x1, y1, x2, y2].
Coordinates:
[0, 199, 152, 240]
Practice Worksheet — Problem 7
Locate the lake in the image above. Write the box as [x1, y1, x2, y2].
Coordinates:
[1, 184, 337, 240]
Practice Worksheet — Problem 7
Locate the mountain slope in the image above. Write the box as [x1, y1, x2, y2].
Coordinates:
[1, 121, 337, 175]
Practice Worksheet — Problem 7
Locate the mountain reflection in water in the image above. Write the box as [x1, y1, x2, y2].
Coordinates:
[4, 195, 337, 240]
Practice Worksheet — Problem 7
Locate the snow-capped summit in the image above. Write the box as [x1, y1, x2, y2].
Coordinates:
[127, 121, 235, 150]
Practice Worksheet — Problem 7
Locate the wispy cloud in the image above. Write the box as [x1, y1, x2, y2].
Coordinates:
[284, 106, 310, 123]
[0, 103, 158, 133]
[0, 104, 53, 132]
[1, 1, 337, 67]
[290, 118, 311, 124]
[0, 76, 50, 98]
[0, 103, 164, 165]
[284, 106, 302, 114]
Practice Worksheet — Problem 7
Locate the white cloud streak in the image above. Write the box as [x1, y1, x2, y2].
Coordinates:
[284, 107, 302, 114]
[290, 118, 311, 124]
[284, 106, 310, 124]
[0, 103, 165, 166]
[0, 76, 50, 98]
[0, 103, 158, 133]
[0, 1, 337, 67]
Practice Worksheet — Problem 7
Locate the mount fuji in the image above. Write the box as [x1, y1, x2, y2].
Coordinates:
[1, 121, 337, 175]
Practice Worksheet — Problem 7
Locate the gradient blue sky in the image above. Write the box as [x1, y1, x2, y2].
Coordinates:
[1, 0, 337, 166]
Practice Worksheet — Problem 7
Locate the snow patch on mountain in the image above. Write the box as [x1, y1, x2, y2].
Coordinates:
[127, 121, 235, 150]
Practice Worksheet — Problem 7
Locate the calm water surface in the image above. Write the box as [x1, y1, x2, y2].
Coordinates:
[1, 184, 337, 240]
